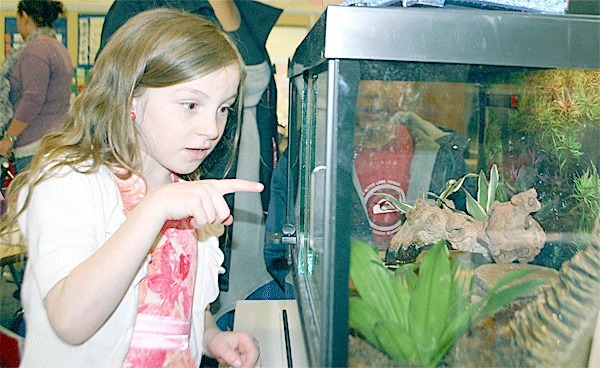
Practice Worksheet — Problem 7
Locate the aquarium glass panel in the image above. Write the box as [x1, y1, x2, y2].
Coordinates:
[292, 68, 330, 361]
[346, 62, 600, 367]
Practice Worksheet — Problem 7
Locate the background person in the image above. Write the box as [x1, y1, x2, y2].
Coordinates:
[0, 8, 262, 367]
[0, 0, 72, 174]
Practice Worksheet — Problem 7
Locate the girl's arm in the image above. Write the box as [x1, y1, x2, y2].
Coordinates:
[42, 178, 262, 345]
[43, 185, 176, 344]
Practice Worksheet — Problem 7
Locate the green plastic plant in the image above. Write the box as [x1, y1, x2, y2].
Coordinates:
[462, 164, 500, 221]
[517, 70, 598, 175]
[571, 162, 600, 234]
[349, 239, 549, 367]
[376, 170, 476, 215]
[378, 164, 502, 222]
[481, 70, 599, 239]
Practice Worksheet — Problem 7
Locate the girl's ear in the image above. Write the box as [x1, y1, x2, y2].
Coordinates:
[131, 95, 145, 124]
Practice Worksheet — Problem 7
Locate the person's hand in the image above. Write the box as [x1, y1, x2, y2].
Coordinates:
[145, 179, 264, 228]
[391, 110, 445, 137]
[0, 137, 13, 158]
[392, 110, 420, 124]
[207, 0, 241, 32]
[204, 328, 260, 368]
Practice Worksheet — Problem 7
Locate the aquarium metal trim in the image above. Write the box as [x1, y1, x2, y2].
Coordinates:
[290, 6, 599, 78]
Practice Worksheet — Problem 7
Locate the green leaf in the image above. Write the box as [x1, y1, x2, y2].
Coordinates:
[464, 189, 486, 221]
[425, 256, 475, 367]
[349, 297, 384, 345]
[392, 263, 418, 327]
[428, 192, 466, 213]
[350, 241, 394, 319]
[487, 165, 499, 212]
[350, 240, 409, 326]
[449, 255, 475, 313]
[374, 321, 419, 364]
[486, 268, 540, 295]
[477, 274, 550, 319]
[348, 238, 551, 368]
[376, 192, 413, 213]
[394, 263, 418, 293]
[477, 170, 489, 210]
[409, 240, 452, 361]
[437, 173, 479, 203]
[437, 182, 454, 201]
[434, 305, 480, 366]
[451, 173, 478, 194]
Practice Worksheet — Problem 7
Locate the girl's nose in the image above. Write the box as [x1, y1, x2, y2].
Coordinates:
[196, 113, 220, 140]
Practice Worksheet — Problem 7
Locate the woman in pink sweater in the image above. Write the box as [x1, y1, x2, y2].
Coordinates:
[0, 0, 72, 174]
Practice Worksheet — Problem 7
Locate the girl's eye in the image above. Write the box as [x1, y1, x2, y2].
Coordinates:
[219, 106, 233, 114]
[181, 102, 198, 111]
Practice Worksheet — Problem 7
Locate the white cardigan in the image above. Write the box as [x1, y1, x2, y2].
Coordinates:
[18, 165, 224, 367]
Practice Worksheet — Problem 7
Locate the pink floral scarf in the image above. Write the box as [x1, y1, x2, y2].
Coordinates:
[115, 171, 198, 368]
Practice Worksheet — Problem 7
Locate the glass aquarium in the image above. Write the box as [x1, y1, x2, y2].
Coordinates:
[285, 5, 599, 368]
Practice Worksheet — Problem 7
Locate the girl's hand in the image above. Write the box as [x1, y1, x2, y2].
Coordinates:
[204, 328, 260, 368]
[147, 179, 263, 228]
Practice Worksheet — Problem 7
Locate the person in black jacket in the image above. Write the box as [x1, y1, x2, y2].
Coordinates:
[98, 0, 282, 333]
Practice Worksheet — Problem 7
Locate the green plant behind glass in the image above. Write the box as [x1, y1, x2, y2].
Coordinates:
[571, 162, 600, 235]
[349, 239, 549, 367]
[483, 70, 599, 237]
[378, 164, 504, 222]
[510, 70, 599, 177]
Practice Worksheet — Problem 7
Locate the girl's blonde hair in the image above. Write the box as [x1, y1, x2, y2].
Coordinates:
[0, 8, 244, 234]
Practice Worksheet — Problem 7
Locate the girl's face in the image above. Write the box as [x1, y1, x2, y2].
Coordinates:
[132, 64, 240, 188]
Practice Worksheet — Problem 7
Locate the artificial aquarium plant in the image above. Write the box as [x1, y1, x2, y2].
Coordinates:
[379, 164, 502, 222]
[484, 69, 599, 236]
[515, 70, 599, 267]
[382, 164, 547, 264]
[463, 164, 501, 221]
[348, 239, 549, 367]
[571, 163, 600, 235]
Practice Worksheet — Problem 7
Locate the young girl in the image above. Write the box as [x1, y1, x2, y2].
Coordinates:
[0, 8, 262, 368]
